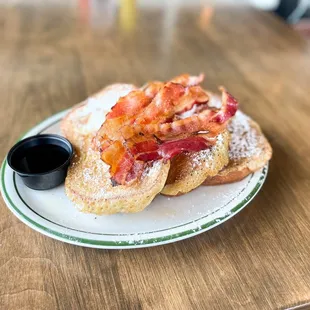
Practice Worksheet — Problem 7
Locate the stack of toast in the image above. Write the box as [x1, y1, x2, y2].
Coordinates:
[61, 76, 272, 214]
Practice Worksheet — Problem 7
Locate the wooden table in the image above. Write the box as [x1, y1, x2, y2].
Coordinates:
[1, 1, 310, 309]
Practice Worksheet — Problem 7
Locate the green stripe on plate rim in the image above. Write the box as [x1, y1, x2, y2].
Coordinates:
[0, 112, 268, 248]
[1, 159, 267, 247]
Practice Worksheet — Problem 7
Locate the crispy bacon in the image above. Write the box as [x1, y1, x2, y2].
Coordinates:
[158, 136, 213, 159]
[110, 135, 215, 184]
[130, 139, 161, 162]
[96, 80, 204, 145]
[141, 73, 205, 99]
[136, 88, 237, 137]
[210, 87, 238, 123]
[115, 88, 236, 140]
[142, 81, 164, 99]
[170, 73, 204, 86]
[134, 84, 208, 125]
[96, 91, 152, 150]
[134, 83, 186, 125]
[106, 90, 151, 119]
[130, 139, 159, 155]
[95, 74, 238, 185]
[133, 136, 214, 162]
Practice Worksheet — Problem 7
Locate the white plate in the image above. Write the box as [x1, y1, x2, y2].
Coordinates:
[0, 111, 268, 249]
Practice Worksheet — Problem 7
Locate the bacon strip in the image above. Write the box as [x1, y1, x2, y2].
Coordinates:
[142, 81, 164, 99]
[106, 90, 151, 119]
[170, 73, 204, 86]
[110, 135, 214, 184]
[158, 136, 213, 159]
[141, 73, 205, 99]
[96, 91, 152, 151]
[210, 87, 238, 123]
[134, 83, 186, 125]
[95, 74, 238, 185]
[119, 88, 237, 139]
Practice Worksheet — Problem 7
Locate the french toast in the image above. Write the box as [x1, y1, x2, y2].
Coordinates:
[203, 110, 272, 185]
[162, 91, 272, 193]
[161, 130, 230, 196]
[65, 148, 170, 214]
[61, 83, 136, 150]
[62, 83, 170, 214]
[61, 75, 241, 214]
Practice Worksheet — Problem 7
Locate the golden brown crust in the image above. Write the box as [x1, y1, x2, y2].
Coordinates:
[203, 117, 272, 186]
[161, 130, 230, 196]
[203, 167, 251, 185]
[65, 148, 170, 215]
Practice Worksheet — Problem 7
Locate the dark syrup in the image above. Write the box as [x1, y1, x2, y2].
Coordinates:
[16, 144, 69, 174]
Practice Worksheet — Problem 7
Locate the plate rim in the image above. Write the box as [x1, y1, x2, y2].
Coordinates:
[0, 111, 268, 249]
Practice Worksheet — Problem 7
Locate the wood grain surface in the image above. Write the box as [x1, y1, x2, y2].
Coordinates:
[1, 1, 310, 309]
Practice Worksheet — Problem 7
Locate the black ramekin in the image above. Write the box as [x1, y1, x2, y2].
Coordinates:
[7, 134, 73, 190]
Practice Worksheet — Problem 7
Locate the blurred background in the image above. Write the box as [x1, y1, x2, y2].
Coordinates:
[75, 0, 310, 37]
[0, 0, 309, 128]
[2, 0, 310, 36]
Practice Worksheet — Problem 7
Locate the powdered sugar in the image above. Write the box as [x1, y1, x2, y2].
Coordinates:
[228, 111, 261, 160]
[192, 148, 212, 168]
[191, 133, 223, 168]
[141, 161, 163, 178]
[82, 168, 93, 182]
[217, 133, 224, 143]
[67, 84, 136, 136]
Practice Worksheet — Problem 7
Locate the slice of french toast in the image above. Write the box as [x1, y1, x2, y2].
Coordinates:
[61, 84, 170, 214]
[65, 148, 170, 214]
[61, 83, 136, 150]
[203, 110, 272, 185]
[161, 130, 230, 196]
